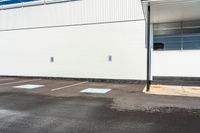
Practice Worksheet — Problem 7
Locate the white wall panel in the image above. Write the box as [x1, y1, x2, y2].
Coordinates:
[0, 0, 144, 30]
[0, 21, 146, 80]
[152, 51, 200, 77]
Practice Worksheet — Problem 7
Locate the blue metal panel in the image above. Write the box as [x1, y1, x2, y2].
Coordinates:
[0, 0, 38, 6]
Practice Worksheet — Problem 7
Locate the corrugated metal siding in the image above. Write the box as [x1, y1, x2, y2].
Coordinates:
[0, 0, 144, 30]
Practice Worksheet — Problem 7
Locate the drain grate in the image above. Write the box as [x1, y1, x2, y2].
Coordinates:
[80, 88, 111, 94]
[13, 84, 45, 89]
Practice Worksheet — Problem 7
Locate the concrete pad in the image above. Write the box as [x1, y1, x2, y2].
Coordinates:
[143, 84, 200, 97]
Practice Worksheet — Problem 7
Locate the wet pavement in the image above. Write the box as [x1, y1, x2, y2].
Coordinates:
[0, 77, 200, 133]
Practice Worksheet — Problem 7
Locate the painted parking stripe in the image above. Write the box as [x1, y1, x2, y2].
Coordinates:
[51, 81, 88, 92]
[0, 79, 41, 86]
[0, 78, 16, 81]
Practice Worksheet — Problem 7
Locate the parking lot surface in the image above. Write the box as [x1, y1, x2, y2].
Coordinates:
[0, 77, 200, 133]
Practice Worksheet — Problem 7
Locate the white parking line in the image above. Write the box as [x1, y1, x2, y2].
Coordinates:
[0, 79, 42, 86]
[51, 81, 88, 92]
[0, 78, 16, 81]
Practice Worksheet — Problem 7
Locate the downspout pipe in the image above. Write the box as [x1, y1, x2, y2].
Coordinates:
[146, 5, 151, 92]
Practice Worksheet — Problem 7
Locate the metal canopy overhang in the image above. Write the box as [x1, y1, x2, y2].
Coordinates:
[142, 0, 200, 23]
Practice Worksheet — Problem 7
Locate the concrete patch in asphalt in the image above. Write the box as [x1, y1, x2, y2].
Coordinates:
[13, 84, 45, 89]
[80, 88, 111, 94]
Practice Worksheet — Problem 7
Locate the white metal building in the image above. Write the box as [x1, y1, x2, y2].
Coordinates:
[0, 0, 200, 83]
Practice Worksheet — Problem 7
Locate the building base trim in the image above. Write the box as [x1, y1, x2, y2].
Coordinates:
[153, 76, 200, 86]
[0, 75, 146, 84]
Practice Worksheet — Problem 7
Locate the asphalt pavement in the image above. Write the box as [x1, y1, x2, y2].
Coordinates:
[0, 77, 199, 133]
[0, 92, 199, 133]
